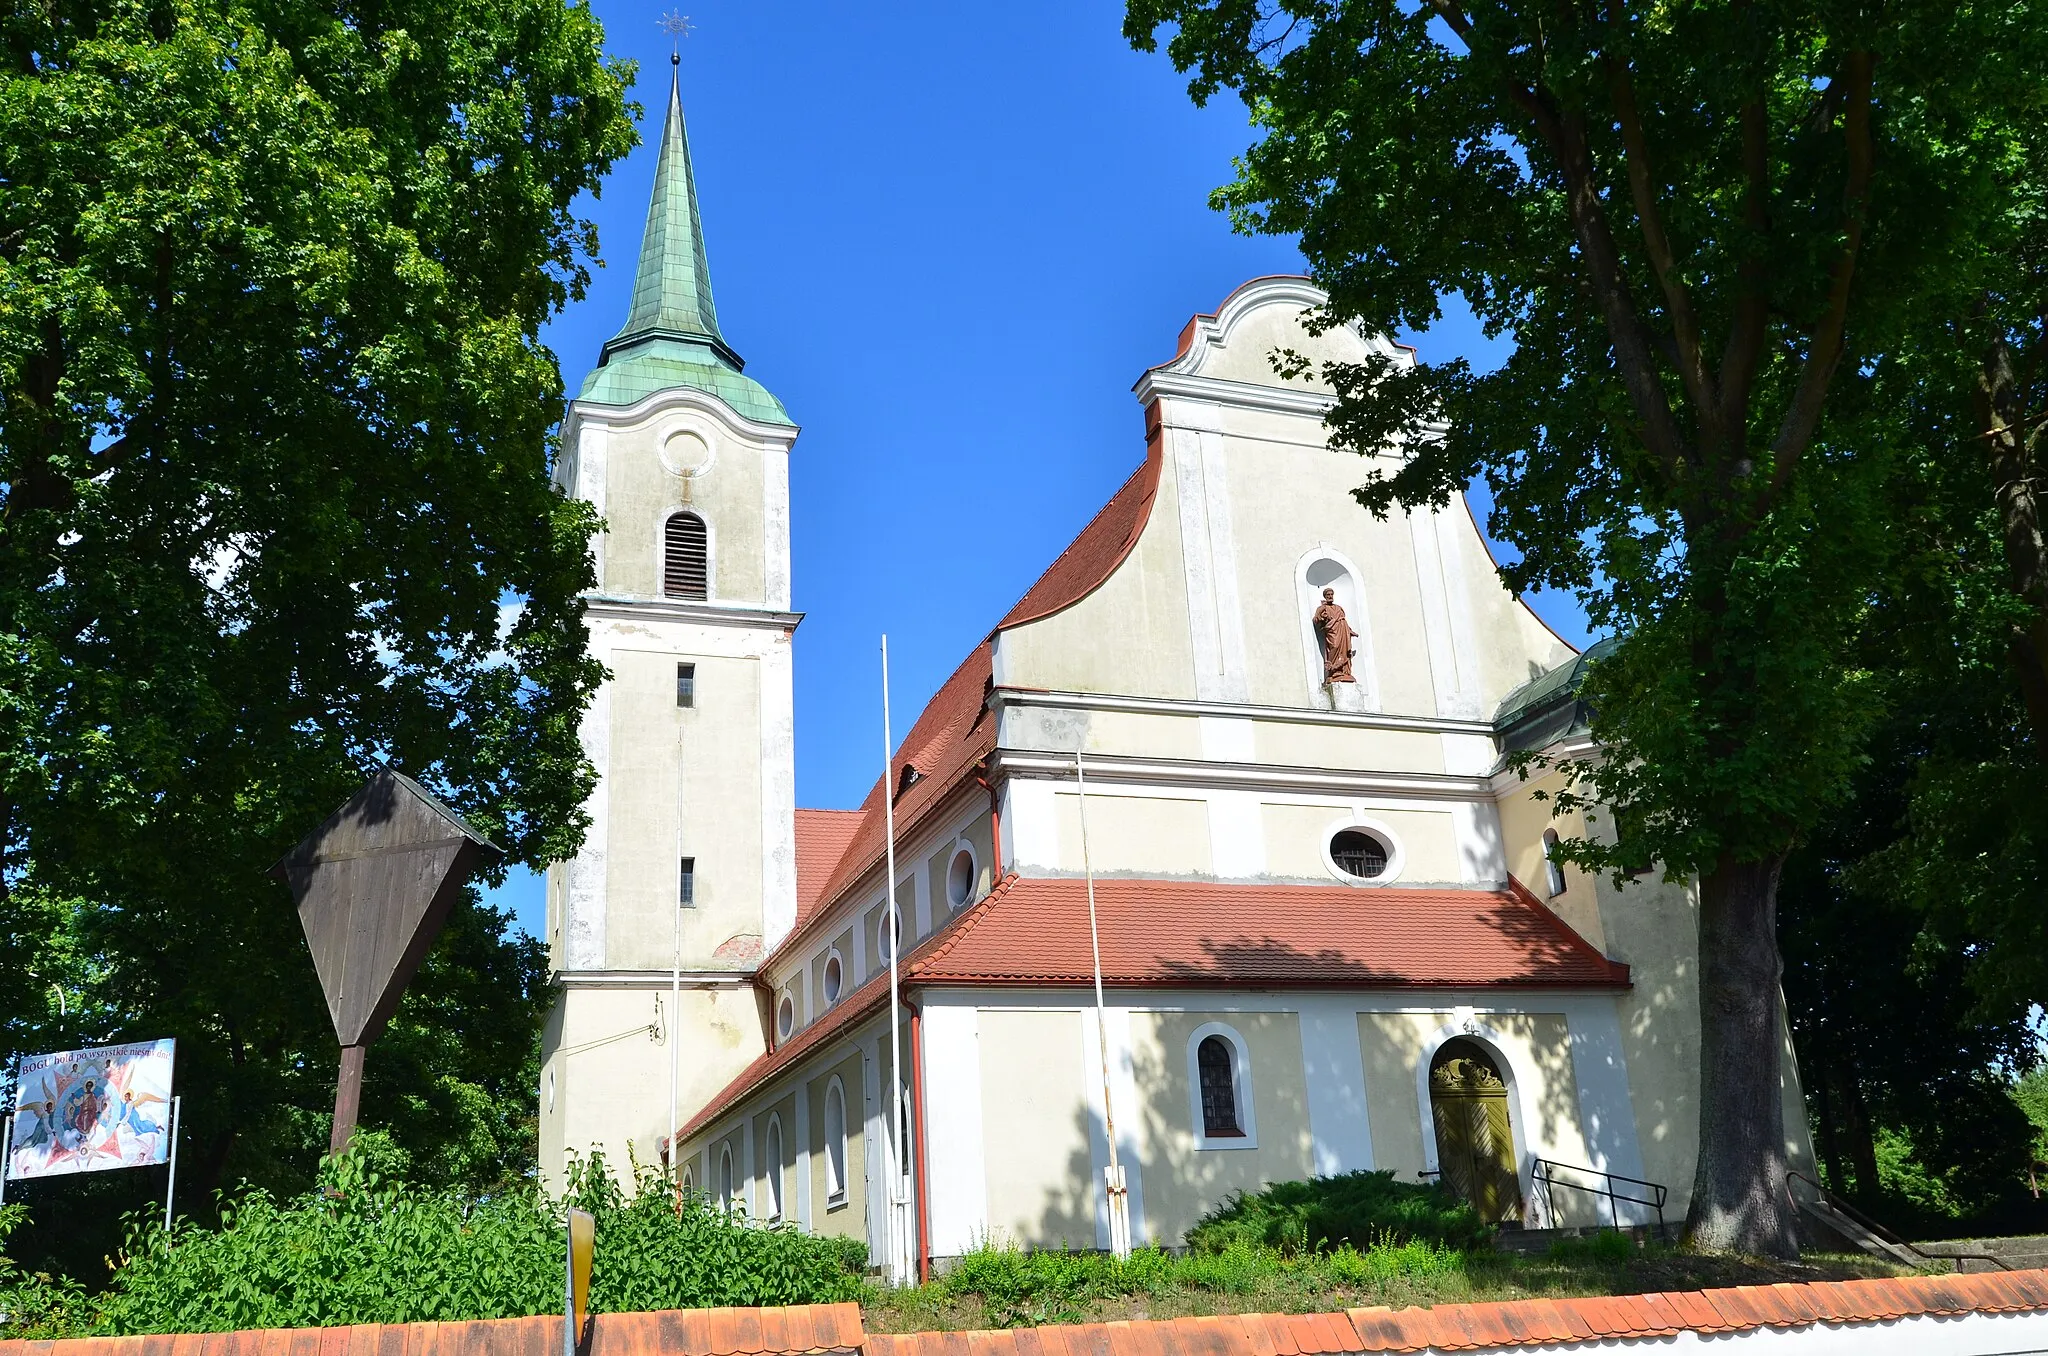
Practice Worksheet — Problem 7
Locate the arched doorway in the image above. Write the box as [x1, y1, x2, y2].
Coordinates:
[1429, 1039, 1525, 1224]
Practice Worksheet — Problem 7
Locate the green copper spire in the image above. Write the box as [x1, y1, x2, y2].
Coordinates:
[580, 55, 791, 424]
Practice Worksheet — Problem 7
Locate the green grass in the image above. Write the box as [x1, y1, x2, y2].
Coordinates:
[862, 1234, 1910, 1332]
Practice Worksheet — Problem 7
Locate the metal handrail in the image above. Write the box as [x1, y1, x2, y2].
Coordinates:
[1532, 1157, 1668, 1236]
[1785, 1169, 2013, 1273]
[1422, 1160, 1667, 1236]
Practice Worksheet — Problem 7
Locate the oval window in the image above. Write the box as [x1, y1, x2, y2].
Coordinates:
[1331, 828, 1389, 880]
[776, 994, 795, 1040]
[878, 910, 901, 963]
[946, 847, 976, 910]
[822, 952, 843, 1004]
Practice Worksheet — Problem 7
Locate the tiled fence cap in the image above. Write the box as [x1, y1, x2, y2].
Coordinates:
[9, 1269, 2048, 1356]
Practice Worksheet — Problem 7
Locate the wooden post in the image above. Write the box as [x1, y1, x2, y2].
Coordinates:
[331, 1044, 366, 1156]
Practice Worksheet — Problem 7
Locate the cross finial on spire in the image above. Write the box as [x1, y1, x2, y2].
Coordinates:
[659, 11, 692, 64]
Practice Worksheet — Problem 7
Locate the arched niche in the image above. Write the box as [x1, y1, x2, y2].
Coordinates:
[1296, 549, 1379, 710]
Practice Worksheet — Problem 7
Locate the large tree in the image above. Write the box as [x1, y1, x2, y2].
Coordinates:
[1126, 0, 2043, 1252]
[0, 0, 632, 1270]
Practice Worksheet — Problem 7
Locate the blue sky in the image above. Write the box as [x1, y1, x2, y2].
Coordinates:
[487, 0, 1594, 940]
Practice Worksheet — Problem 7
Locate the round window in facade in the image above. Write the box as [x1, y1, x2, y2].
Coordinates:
[822, 951, 844, 1004]
[946, 847, 976, 910]
[776, 994, 795, 1041]
[878, 910, 901, 963]
[1330, 828, 1390, 880]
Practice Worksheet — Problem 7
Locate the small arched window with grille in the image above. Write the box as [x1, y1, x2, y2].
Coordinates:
[1542, 828, 1567, 897]
[663, 512, 709, 600]
[1197, 1035, 1243, 1137]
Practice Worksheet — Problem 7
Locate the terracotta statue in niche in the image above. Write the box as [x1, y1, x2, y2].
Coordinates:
[1313, 587, 1356, 685]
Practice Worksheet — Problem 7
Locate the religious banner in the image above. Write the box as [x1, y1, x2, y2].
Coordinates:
[7, 1039, 176, 1180]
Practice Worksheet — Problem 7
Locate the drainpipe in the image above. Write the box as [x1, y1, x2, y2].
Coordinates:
[907, 995, 933, 1284]
[974, 763, 1003, 876]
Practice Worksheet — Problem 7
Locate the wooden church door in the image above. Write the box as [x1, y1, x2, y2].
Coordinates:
[1429, 1039, 1525, 1224]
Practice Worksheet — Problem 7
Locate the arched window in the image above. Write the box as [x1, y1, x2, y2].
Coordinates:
[681, 1165, 694, 1195]
[718, 1144, 734, 1210]
[1198, 1036, 1243, 1137]
[663, 511, 708, 600]
[764, 1116, 785, 1221]
[1542, 829, 1567, 897]
[824, 1077, 848, 1207]
[1187, 1023, 1257, 1148]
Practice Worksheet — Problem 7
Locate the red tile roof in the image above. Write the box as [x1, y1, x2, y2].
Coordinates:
[767, 642, 999, 970]
[769, 412, 1165, 973]
[30, 1271, 2048, 1356]
[794, 809, 865, 930]
[678, 874, 1623, 1142]
[1000, 441, 1162, 629]
[911, 875, 1629, 990]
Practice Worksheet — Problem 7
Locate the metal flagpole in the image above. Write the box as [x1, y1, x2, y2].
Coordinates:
[1074, 753, 1131, 1259]
[162, 1095, 182, 1231]
[882, 635, 909, 1285]
[668, 883, 682, 1190]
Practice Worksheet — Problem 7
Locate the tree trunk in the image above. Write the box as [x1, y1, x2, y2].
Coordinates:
[1839, 1067, 1882, 1200]
[1813, 1069, 1847, 1193]
[1975, 327, 2048, 750]
[1685, 852, 1801, 1256]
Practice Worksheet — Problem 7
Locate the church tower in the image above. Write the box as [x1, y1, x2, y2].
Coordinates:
[538, 56, 799, 1186]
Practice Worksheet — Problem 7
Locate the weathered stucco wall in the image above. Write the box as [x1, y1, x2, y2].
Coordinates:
[595, 404, 778, 607]
[1130, 1008, 1315, 1247]
[541, 984, 766, 1193]
[977, 1008, 1094, 1248]
[604, 648, 766, 970]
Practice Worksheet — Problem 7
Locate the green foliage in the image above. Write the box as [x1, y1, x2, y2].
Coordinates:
[2016, 1069, 2048, 1170]
[0, 0, 641, 1275]
[0, 1204, 95, 1339]
[1869, 1126, 1967, 1223]
[0, 1144, 867, 1338]
[1185, 1171, 1490, 1255]
[1125, 0, 2046, 1254]
[939, 1233, 1464, 1329]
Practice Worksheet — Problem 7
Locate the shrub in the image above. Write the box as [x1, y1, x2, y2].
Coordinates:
[0, 1205, 95, 1339]
[3, 1137, 867, 1338]
[1185, 1172, 1490, 1255]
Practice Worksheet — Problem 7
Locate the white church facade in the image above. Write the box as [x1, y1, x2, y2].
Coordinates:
[537, 62, 1814, 1269]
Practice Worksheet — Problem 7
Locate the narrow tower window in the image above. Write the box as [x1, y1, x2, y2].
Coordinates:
[679, 857, 697, 907]
[676, 662, 696, 707]
[664, 512, 709, 600]
[1197, 1035, 1243, 1137]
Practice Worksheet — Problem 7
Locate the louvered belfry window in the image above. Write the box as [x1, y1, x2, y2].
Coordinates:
[663, 512, 709, 599]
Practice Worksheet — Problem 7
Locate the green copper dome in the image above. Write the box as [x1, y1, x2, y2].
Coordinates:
[578, 58, 791, 425]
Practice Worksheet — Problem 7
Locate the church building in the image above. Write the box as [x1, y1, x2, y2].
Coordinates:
[537, 60, 1814, 1268]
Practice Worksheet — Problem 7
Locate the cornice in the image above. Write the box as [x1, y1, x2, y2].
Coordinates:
[583, 595, 803, 630]
[564, 385, 801, 444]
[988, 748, 1496, 801]
[553, 969, 757, 989]
[1484, 735, 1602, 797]
[1134, 369, 1338, 419]
[993, 686, 1499, 738]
